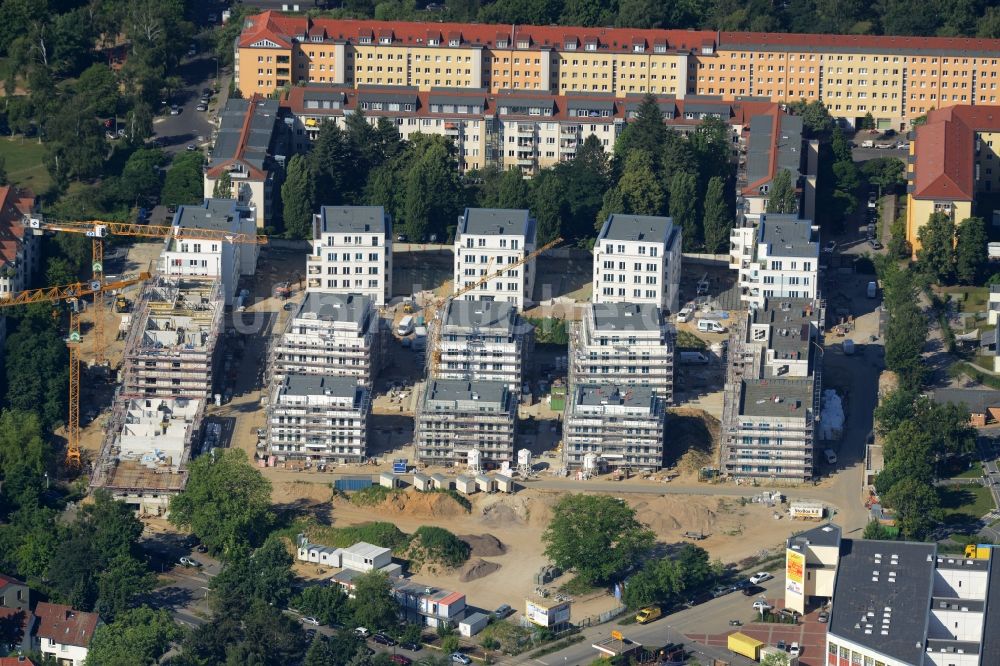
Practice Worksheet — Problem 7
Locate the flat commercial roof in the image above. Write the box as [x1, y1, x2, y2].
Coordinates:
[317, 205, 391, 235]
[739, 378, 813, 417]
[344, 541, 391, 558]
[423, 379, 511, 410]
[174, 198, 241, 232]
[457, 207, 534, 237]
[279, 374, 365, 401]
[828, 539, 936, 666]
[590, 302, 663, 333]
[296, 292, 372, 326]
[574, 383, 657, 408]
[598, 213, 675, 244]
[443, 299, 516, 334]
[758, 214, 818, 258]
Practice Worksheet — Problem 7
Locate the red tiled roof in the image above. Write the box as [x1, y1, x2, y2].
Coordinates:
[33, 602, 99, 648]
[438, 591, 464, 606]
[0, 658, 37, 666]
[911, 105, 1000, 201]
[0, 572, 24, 588]
[720, 31, 1000, 54]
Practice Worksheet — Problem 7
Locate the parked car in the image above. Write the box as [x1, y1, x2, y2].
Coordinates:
[170, 105, 181, 115]
[777, 640, 786, 651]
[749, 572, 773, 584]
[635, 606, 662, 624]
[822, 240, 837, 253]
[790, 642, 801, 657]
[186, 144, 198, 151]
[818, 610, 830, 623]
[354, 627, 370, 637]
[195, 544, 208, 553]
[752, 599, 773, 612]
[868, 239, 883, 250]
[494, 604, 513, 619]
[676, 306, 694, 323]
[372, 633, 397, 646]
[399, 640, 422, 651]
[390, 656, 412, 665]
[451, 654, 472, 665]
[300, 616, 319, 626]
[196, 103, 208, 112]
[396, 234, 408, 242]
[742, 585, 765, 597]
[178, 557, 201, 567]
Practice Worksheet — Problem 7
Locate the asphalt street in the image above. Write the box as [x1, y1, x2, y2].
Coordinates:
[152, 50, 226, 155]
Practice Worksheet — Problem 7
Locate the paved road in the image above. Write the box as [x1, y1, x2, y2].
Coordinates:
[152, 52, 224, 155]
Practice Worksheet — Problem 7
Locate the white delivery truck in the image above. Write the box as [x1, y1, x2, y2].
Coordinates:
[396, 315, 415, 336]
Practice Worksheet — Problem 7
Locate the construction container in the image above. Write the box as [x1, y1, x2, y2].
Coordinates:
[455, 475, 477, 494]
[430, 473, 451, 490]
[495, 474, 514, 493]
[475, 474, 496, 493]
[392, 458, 408, 474]
[727, 633, 762, 661]
[379, 472, 399, 489]
[413, 472, 431, 491]
[334, 476, 374, 492]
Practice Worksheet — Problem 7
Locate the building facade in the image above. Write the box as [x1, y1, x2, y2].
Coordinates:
[729, 213, 819, 309]
[563, 383, 666, 471]
[309, 205, 393, 306]
[161, 198, 260, 305]
[431, 299, 530, 390]
[593, 214, 682, 313]
[237, 12, 1000, 131]
[267, 374, 371, 463]
[453, 208, 537, 310]
[414, 379, 517, 466]
[271, 292, 385, 387]
[570, 302, 674, 402]
[34, 602, 99, 666]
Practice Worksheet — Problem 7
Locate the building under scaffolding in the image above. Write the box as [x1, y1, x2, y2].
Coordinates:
[90, 396, 204, 516]
[120, 277, 224, 399]
[563, 383, 666, 472]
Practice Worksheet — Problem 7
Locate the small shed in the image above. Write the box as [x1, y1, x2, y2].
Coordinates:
[475, 474, 496, 493]
[413, 472, 432, 491]
[455, 475, 477, 494]
[380, 472, 400, 489]
[495, 474, 514, 493]
[379, 562, 404, 579]
[459, 611, 490, 637]
[430, 473, 452, 490]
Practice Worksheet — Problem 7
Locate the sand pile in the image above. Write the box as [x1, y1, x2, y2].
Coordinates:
[383, 490, 468, 519]
[460, 558, 501, 582]
[459, 534, 507, 557]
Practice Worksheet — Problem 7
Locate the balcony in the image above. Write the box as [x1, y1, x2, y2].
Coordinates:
[560, 125, 579, 136]
[516, 124, 535, 134]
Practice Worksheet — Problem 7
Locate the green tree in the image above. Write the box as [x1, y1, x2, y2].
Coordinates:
[560, 135, 610, 240]
[0, 155, 7, 186]
[787, 100, 834, 139]
[542, 495, 655, 585]
[861, 157, 905, 194]
[96, 554, 156, 621]
[761, 652, 792, 666]
[120, 147, 167, 206]
[530, 168, 568, 244]
[955, 216, 987, 285]
[85, 606, 180, 666]
[599, 149, 664, 225]
[441, 635, 460, 654]
[401, 135, 463, 241]
[281, 154, 317, 239]
[669, 171, 699, 250]
[765, 169, 798, 214]
[213, 171, 233, 199]
[349, 571, 399, 632]
[702, 176, 731, 254]
[862, 520, 895, 541]
[614, 95, 666, 169]
[75, 64, 120, 118]
[5, 315, 68, 430]
[294, 585, 349, 626]
[917, 212, 956, 283]
[885, 477, 941, 540]
[210, 538, 295, 615]
[496, 168, 530, 210]
[168, 448, 274, 554]
[161, 151, 206, 208]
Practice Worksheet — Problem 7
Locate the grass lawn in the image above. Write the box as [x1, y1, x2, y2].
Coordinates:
[939, 484, 996, 525]
[954, 461, 984, 479]
[940, 286, 989, 314]
[0, 136, 50, 193]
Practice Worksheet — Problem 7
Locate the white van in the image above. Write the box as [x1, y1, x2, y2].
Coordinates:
[396, 315, 414, 336]
[677, 307, 694, 323]
[697, 319, 726, 334]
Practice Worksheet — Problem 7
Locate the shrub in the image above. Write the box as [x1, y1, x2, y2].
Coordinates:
[349, 485, 396, 506]
[410, 526, 471, 568]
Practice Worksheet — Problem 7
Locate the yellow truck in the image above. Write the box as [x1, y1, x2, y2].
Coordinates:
[635, 606, 662, 624]
[727, 632, 763, 661]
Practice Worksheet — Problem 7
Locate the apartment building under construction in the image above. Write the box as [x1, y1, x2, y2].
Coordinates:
[563, 383, 666, 472]
[90, 396, 204, 516]
[120, 278, 225, 400]
[414, 379, 517, 467]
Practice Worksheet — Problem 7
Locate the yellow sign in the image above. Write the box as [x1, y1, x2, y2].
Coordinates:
[786, 549, 805, 584]
[611, 630, 623, 641]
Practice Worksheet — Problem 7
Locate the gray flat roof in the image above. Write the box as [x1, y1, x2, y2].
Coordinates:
[423, 379, 511, 410]
[296, 292, 372, 326]
[739, 378, 813, 417]
[458, 208, 534, 237]
[929, 388, 1000, 414]
[758, 214, 818, 258]
[443, 299, 516, 333]
[746, 113, 803, 188]
[787, 523, 842, 550]
[317, 206, 391, 235]
[209, 98, 280, 172]
[981, 550, 1000, 664]
[828, 539, 936, 666]
[174, 198, 241, 231]
[598, 213, 676, 244]
[574, 383, 656, 408]
[279, 374, 364, 401]
[590, 302, 664, 333]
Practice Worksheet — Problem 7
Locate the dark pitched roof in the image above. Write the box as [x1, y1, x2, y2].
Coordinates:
[33, 602, 99, 648]
[929, 388, 1000, 414]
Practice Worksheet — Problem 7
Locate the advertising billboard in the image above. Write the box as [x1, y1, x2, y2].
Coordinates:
[525, 599, 571, 627]
[785, 548, 806, 614]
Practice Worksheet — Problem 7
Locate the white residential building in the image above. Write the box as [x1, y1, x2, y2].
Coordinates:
[570, 302, 674, 402]
[308, 206, 393, 306]
[271, 292, 385, 387]
[268, 374, 370, 463]
[453, 208, 537, 311]
[592, 214, 682, 313]
[34, 602, 99, 666]
[431, 299, 531, 390]
[160, 198, 259, 305]
[415, 379, 517, 466]
[729, 213, 819, 309]
[738, 297, 823, 379]
[564, 383, 666, 471]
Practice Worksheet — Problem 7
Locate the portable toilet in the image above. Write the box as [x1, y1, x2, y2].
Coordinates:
[430, 473, 452, 490]
[379, 472, 399, 489]
[494, 474, 514, 493]
[413, 472, 431, 491]
[455, 475, 477, 494]
[475, 474, 496, 493]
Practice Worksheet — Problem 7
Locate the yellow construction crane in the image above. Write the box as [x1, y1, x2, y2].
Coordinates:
[428, 237, 562, 370]
[24, 215, 268, 364]
[0, 272, 151, 467]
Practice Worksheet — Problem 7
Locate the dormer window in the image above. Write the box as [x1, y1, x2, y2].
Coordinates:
[310, 35, 322, 43]
[564, 38, 578, 50]
[654, 43, 667, 54]
[359, 36, 372, 45]
[428, 38, 439, 45]
[517, 39, 529, 49]
[379, 36, 392, 45]
[496, 38, 509, 48]
[585, 41, 597, 52]
[449, 38, 460, 46]
[633, 43, 645, 53]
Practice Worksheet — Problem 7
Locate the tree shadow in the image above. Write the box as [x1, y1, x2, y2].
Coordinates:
[663, 413, 714, 468]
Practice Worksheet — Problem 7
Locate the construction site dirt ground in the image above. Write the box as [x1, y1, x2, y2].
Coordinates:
[283, 483, 811, 621]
